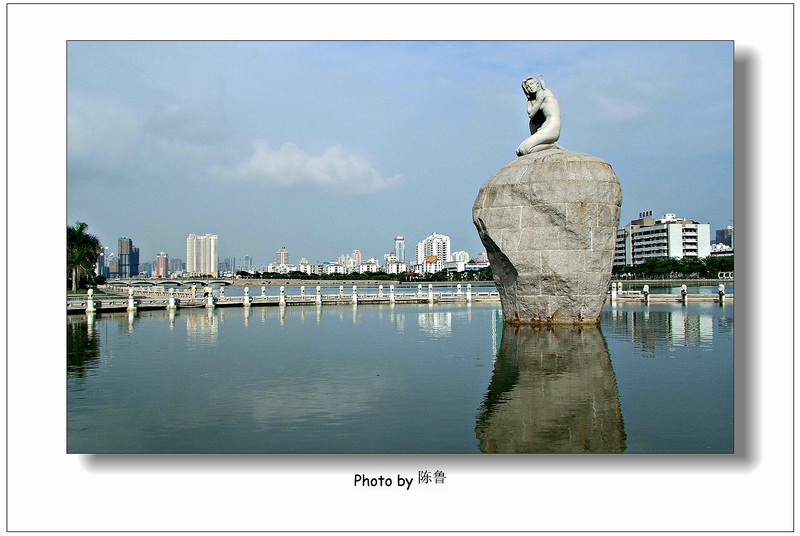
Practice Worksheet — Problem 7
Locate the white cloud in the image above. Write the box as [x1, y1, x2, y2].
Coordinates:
[209, 140, 404, 195]
[593, 94, 649, 123]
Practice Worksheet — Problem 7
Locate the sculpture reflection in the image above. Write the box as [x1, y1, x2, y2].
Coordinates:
[476, 324, 626, 453]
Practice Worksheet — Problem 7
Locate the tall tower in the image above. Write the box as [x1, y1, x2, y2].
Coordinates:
[117, 237, 140, 278]
[394, 236, 405, 262]
[276, 247, 289, 265]
[186, 234, 218, 276]
[155, 252, 169, 278]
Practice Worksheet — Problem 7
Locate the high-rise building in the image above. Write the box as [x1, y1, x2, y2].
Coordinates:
[394, 236, 405, 262]
[186, 233, 219, 277]
[276, 247, 289, 266]
[416, 232, 451, 274]
[614, 213, 711, 267]
[169, 258, 184, 274]
[243, 255, 252, 272]
[416, 232, 451, 264]
[715, 226, 734, 248]
[116, 237, 139, 278]
[155, 252, 169, 278]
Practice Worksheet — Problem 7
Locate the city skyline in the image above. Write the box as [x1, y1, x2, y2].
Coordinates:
[67, 41, 733, 266]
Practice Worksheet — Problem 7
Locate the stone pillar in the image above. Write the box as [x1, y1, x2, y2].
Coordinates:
[457, 283, 462, 295]
[467, 283, 472, 302]
[718, 283, 726, 304]
[339, 285, 344, 298]
[642, 284, 649, 305]
[127, 287, 136, 312]
[352, 285, 358, 304]
[417, 284, 423, 297]
[261, 286, 266, 296]
[243, 286, 251, 307]
[279, 286, 286, 306]
[167, 287, 177, 310]
[390, 284, 395, 304]
[219, 286, 225, 297]
[610, 282, 617, 303]
[378, 284, 384, 298]
[316, 285, 322, 305]
[86, 288, 96, 314]
[206, 292, 215, 308]
[681, 284, 688, 305]
[428, 284, 434, 303]
[301, 286, 306, 300]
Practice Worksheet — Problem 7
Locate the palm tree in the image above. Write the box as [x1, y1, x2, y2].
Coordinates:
[67, 221, 101, 291]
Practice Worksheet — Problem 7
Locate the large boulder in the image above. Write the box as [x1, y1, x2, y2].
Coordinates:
[473, 147, 622, 324]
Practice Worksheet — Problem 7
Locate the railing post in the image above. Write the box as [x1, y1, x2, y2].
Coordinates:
[167, 287, 177, 310]
[378, 284, 384, 298]
[417, 284, 423, 297]
[680, 284, 688, 305]
[243, 286, 251, 307]
[316, 285, 322, 305]
[457, 283, 462, 295]
[428, 284, 434, 303]
[718, 283, 726, 304]
[352, 285, 358, 305]
[466, 283, 472, 302]
[127, 287, 137, 312]
[610, 282, 617, 303]
[261, 286, 266, 296]
[279, 286, 286, 307]
[301, 286, 306, 300]
[643, 284, 649, 305]
[85, 288, 96, 314]
[390, 284, 395, 304]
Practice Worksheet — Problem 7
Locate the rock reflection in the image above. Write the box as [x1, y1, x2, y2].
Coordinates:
[476, 324, 626, 453]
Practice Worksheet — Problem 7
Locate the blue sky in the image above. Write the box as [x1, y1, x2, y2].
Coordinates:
[67, 40, 733, 267]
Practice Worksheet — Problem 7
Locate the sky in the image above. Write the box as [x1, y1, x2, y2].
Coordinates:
[67, 40, 733, 268]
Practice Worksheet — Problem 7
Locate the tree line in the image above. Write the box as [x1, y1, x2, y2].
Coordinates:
[67, 221, 101, 291]
[612, 255, 733, 279]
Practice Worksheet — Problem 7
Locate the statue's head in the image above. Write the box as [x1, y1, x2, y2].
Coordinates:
[522, 76, 540, 96]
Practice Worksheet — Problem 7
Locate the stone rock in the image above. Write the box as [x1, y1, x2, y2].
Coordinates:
[472, 147, 622, 324]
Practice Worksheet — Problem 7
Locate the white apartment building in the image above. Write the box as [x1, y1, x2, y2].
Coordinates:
[415, 232, 451, 274]
[384, 260, 408, 275]
[614, 213, 711, 267]
[267, 262, 297, 275]
[451, 251, 470, 263]
[186, 233, 218, 277]
[297, 258, 313, 275]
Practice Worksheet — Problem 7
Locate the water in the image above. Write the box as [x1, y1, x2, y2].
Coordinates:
[67, 301, 733, 453]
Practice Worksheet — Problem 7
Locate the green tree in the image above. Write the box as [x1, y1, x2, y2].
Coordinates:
[67, 221, 101, 291]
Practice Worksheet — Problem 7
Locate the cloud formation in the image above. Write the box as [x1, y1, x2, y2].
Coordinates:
[209, 140, 404, 195]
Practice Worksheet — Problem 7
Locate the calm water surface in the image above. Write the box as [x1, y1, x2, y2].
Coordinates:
[67, 301, 733, 453]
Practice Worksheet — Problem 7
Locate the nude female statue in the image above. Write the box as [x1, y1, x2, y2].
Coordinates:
[516, 75, 561, 156]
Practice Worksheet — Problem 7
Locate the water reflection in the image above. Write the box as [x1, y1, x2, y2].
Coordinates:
[185, 308, 219, 347]
[605, 306, 732, 356]
[476, 325, 626, 453]
[67, 316, 100, 379]
[418, 311, 452, 337]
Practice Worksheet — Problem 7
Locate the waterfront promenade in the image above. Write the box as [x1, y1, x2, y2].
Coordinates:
[67, 281, 732, 314]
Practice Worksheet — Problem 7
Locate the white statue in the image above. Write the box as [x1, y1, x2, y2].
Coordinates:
[516, 75, 561, 156]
